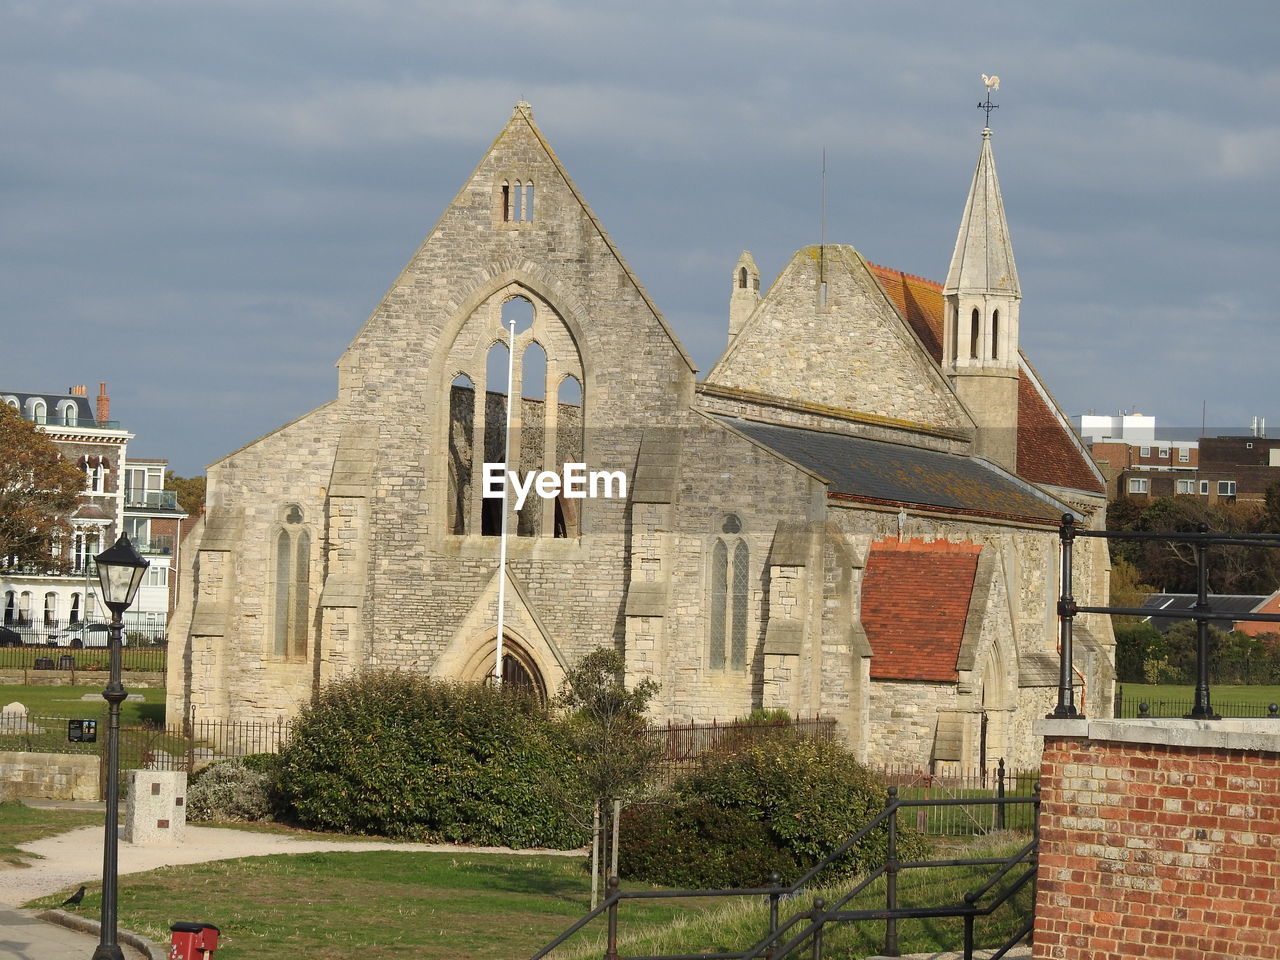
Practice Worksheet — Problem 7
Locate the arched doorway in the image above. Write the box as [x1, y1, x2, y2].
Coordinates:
[458, 632, 548, 700]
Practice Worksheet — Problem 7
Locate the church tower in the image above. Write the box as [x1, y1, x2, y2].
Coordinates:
[943, 127, 1021, 472]
[728, 250, 761, 349]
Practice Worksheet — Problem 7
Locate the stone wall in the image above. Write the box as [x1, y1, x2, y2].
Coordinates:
[1035, 719, 1280, 959]
[0, 751, 98, 801]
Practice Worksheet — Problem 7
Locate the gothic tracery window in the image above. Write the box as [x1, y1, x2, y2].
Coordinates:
[272, 505, 311, 658]
[709, 514, 749, 670]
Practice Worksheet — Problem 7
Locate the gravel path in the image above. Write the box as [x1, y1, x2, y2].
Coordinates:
[0, 824, 583, 906]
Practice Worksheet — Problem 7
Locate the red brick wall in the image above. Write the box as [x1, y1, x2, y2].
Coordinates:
[1036, 735, 1280, 959]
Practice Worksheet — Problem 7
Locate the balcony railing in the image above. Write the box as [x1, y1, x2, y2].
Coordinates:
[133, 536, 175, 556]
[124, 490, 180, 510]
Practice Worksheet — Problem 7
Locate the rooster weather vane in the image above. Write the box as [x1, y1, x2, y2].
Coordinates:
[979, 74, 1000, 127]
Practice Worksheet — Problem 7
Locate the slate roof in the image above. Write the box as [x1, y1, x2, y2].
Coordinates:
[1142, 593, 1270, 634]
[861, 538, 981, 682]
[865, 262, 1105, 496]
[1, 391, 96, 423]
[718, 416, 1069, 524]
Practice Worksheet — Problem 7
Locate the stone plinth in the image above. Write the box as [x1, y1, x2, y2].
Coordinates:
[124, 769, 188, 844]
[1034, 718, 1280, 960]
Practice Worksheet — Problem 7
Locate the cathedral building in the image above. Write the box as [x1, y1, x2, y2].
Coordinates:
[169, 103, 1113, 771]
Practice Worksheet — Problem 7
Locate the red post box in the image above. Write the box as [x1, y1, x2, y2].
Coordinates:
[169, 921, 221, 959]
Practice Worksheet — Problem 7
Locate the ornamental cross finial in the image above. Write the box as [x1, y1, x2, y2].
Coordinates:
[978, 74, 1000, 127]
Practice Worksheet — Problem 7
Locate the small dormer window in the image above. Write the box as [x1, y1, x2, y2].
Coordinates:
[738, 267, 748, 289]
[29, 398, 47, 423]
[58, 401, 78, 426]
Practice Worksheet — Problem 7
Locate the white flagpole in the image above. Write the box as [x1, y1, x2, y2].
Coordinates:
[496, 310, 517, 685]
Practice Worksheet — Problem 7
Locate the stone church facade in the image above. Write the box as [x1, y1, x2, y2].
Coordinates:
[168, 103, 1114, 772]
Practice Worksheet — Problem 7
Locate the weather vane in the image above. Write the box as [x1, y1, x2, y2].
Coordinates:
[978, 74, 1000, 127]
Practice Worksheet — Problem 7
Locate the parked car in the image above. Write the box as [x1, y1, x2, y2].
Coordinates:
[50, 622, 116, 648]
[0, 626, 22, 647]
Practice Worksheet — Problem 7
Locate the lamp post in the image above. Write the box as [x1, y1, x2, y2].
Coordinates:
[90, 534, 149, 960]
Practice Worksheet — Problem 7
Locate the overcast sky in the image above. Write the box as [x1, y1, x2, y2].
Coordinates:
[3, 1, 1277, 476]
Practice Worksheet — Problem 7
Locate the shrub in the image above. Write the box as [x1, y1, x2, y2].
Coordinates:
[620, 733, 928, 888]
[275, 670, 587, 848]
[620, 801, 797, 889]
[186, 758, 274, 823]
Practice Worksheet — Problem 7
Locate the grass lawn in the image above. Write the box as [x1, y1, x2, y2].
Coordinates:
[0, 801, 103, 866]
[1116, 683, 1280, 715]
[555, 834, 1033, 960]
[19, 829, 1032, 960]
[0, 684, 166, 726]
[24, 849, 715, 960]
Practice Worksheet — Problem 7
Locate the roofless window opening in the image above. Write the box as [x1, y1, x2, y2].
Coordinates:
[969, 308, 980, 360]
[554, 374, 583, 539]
[501, 180, 535, 223]
[481, 341, 510, 537]
[518, 341, 547, 538]
[449, 374, 476, 535]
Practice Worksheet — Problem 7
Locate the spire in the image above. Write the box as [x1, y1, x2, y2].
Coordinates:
[944, 129, 1020, 298]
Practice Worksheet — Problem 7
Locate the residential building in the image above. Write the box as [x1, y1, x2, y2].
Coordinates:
[1, 384, 185, 641]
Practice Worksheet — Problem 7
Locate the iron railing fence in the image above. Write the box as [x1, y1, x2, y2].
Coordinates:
[872, 760, 1039, 835]
[654, 716, 836, 784]
[0, 713, 291, 776]
[1054, 517, 1280, 719]
[530, 787, 1039, 960]
[0, 642, 168, 674]
[1114, 695, 1280, 720]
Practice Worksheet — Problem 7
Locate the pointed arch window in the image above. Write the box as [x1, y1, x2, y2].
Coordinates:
[969, 308, 980, 360]
[272, 505, 311, 659]
[451, 290, 584, 539]
[991, 309, 1000, 360]
[708, 514, 749, 671]
[448, 373, 476, 535]
[738, 267, 748, 289]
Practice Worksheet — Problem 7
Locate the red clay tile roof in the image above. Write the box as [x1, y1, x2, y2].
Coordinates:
[862, 538, 981, 683]
[1015, 372, 1104, 494]
[866, 262, 946, 363]
[866, 261, 1104, 496]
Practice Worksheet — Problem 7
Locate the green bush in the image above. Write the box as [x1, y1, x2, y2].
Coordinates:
[186, 758, 274, 823]
[275, 671, 587, 848]
[620, 801, 797, 888]
[620, 734, 928, 888]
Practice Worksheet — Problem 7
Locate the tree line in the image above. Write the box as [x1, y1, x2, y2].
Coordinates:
[1106, 483, 1280, 595]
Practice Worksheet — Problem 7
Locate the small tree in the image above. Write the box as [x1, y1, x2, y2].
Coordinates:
[0, 404, 85, 572]
[556, 647, 662, 902]
[164, 470, 206, 516]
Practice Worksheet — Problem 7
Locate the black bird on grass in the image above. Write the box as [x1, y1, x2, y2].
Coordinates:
[61, 886, 86, 907]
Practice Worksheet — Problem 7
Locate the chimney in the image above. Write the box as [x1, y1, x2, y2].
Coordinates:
[96, 382, 110, 424]
[70, 385, 87, 396]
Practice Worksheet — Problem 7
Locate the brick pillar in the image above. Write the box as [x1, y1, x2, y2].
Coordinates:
[1034, 718, 1280, 959]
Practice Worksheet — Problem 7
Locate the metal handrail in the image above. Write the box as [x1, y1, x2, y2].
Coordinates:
[1052, 515, 1280, 720]
[529, 786, 1040, 960]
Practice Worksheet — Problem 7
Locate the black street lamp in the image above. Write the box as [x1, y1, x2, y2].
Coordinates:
[91, 534, 149, 960]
